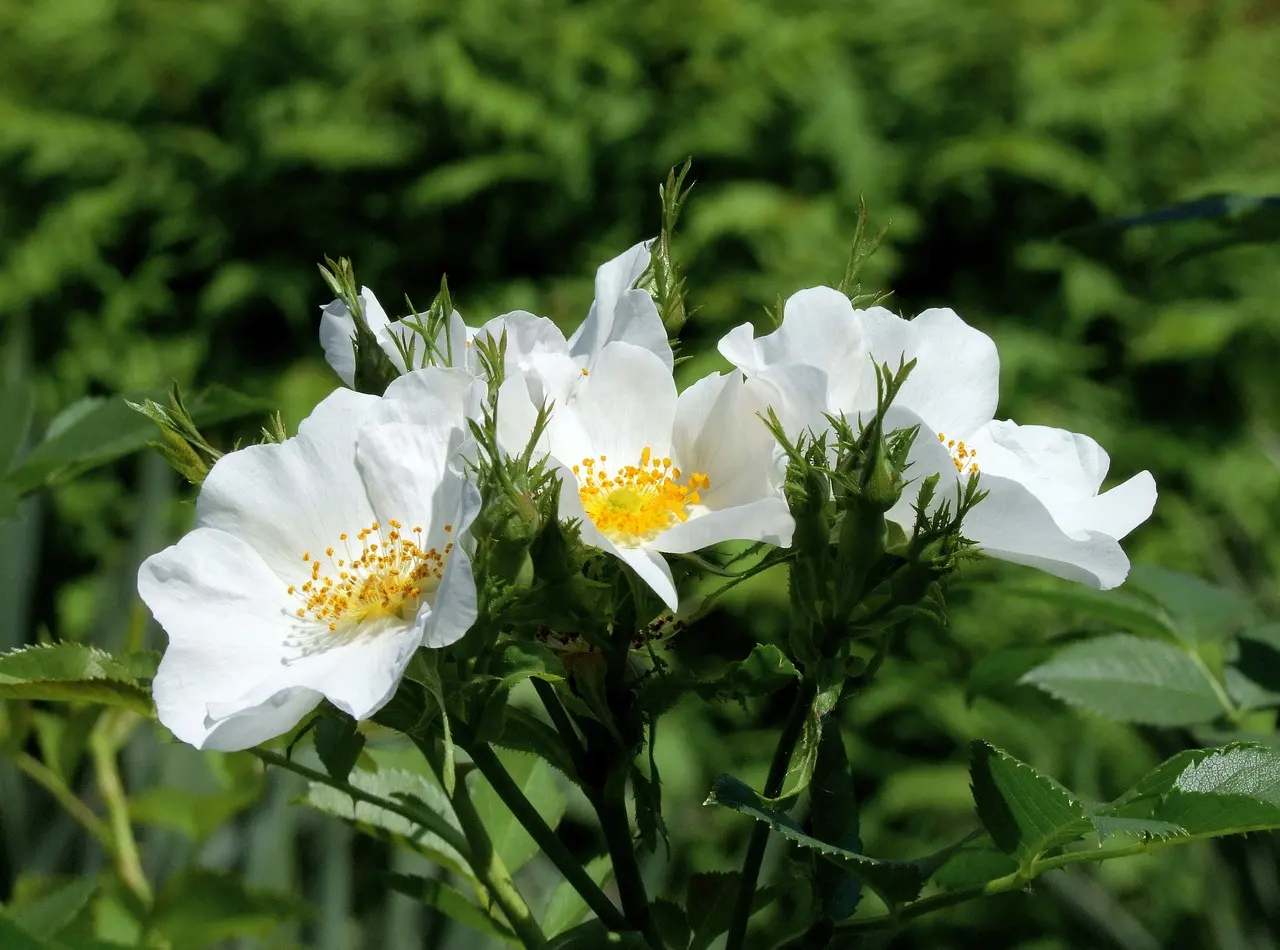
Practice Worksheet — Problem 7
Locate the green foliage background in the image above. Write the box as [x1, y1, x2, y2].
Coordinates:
[2, 0, 1280, 946]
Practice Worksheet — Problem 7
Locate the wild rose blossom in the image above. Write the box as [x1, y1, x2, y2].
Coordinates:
[720, 287, 1157, 588]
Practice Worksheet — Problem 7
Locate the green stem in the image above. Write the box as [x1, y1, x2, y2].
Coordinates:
[838, 840, 1169, 934]
[599, 761, 663, 949]
[249, 748, 470, 857]
[447, 754, 548, 950]
[725, 680, 816, 950]
[465, 739, 628, 932]
[15, 751, 110, 846]
[89, 715, 152, 907]
[533, 679, 592, 786]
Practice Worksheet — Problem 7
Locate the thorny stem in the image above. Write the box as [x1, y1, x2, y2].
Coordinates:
[725, 679, 817, 950]
[599, 760, 663, 949]
[837, 840, 1174, 934]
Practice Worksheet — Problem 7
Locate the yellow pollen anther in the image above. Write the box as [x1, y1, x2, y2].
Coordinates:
[287, 519, 448, 630]
[577, 448, 711, 544]
[937, 431, 979, 474]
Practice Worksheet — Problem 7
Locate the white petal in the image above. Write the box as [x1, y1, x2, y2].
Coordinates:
[418, 482, 482, 649]
[195, 389, 380, 582]
[381, 366, 486, 424]
[141, 528, 313, 749]
[673, 372, 785, 508]
[474, 310, 571, 372]
[961, 473, 1135, 589]
[860, 307, 999, 437]
[718, 288, 867, 416]
[654, 498, 794, 554]
[967, 421, 1156, 540]
[569, 240, 672, 368]
[544, 342, 676, 470]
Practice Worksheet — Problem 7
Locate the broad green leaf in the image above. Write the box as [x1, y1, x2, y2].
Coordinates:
[492, 707, 582, 788]
[705, 774, 946, 904]
[1157, 743, 1280, 836]
[1088, 816, 1187, 842]
[128, 786, 260, 842]
[471, 749, 566, 874]
[1004, 583, 1178, 640]
[383, 873, 516, 943]
[5, 386, 269, 494]
[969, 741, 1093, 868]
[0, 381, 34, 474]
[1126, 565, 1252, 643]
[0, 914, 52, 950]
[651, 898, 691, 950]
[1227, 624, 1280, 710]
[313, 712, 365, 784]
[0, 644, 153, 714]
[541, 855, 613, 937]
[303, 759, 472, 885]
[148, 870, 310, 949]
[8, 876, 98, 939]
[1020, 634, 1226, 726]
[407, 650, 456, 793]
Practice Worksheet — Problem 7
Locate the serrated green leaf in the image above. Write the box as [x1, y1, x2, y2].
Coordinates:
[314, 713, 365, 784]
[1020, 633, 1226, 726]
[651, 898, 691, 950]
[541, 855, 613, 937]
[1126, 565, 1251, 643]
[303, 759, 472, 885]
[931, 840, 1017, 890]
[969, 741, 1093, 869]
[1088, 816, 1188, 842]
[472, 749, 566, 874]
[1157, 743, 1280, 836]
[383, 873, 516, 943]
[685, 872, 738, 950]
[492, 706, 582, 788]
[705, 774, 945, 904]
[0, 644, 153, 714]
[1227, 624, 1280, 710]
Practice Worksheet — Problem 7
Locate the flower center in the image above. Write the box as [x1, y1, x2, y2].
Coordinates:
[288, 520, 453, 631]
[574, 447, 709, 545]
[938, 432, 979, 474]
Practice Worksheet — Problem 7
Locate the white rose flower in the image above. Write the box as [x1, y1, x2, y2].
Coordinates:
[138, 377, 479, 750]
[719, 289, 1157, 589]
[503, 339, 794, 608]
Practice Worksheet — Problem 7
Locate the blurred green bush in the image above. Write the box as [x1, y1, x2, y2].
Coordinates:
[2, 0, 1280, 947]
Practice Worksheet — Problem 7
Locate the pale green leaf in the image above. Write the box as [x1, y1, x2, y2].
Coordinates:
[0, 644, 153, 714]
[541, 855, 613, 937]
[1020, 634, 1226, 725]
[472, 750, 566, 874]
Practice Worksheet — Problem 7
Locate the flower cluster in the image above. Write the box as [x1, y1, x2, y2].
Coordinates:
[138, 243, 1156, 750]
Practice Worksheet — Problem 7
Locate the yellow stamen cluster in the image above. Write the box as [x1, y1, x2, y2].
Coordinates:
[938, 432, 979, 474]
[574, 446, 709, 544]
[287, 520, 453, 631]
